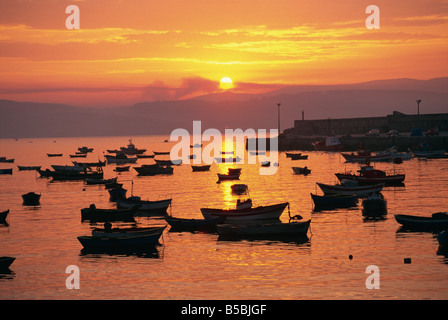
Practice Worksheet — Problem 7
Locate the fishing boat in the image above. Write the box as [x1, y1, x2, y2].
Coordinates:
[217, 219, 311, 237]
[133, 164, 174, 176]
[0, 209, 9, 223]
[80, 204, 139, 222]
[117, 196, 172, 213]
[192, 165, 211, 172]
[120, 139, 147, 155]
[292, 167, 311, 175]
[335, 165, 405, 185]
[394, 212, 448, 231]
[47, 153, 63, 157]
[77, 146, 94, 154]
[0, 256, 15, 270]
[312, 136, 343, 151]
[22, 192, 41, 206]
[310, 193, 358, 209]
[0, 168, 13, 174]
[0, 158, 14, 163]
[17, 165, 41, 171]
[201, 200, 289, 222]
[104, 152, 138, 164]
[165, 216, 224, 232]
[362, 193, 387, 214]
[77, 226, 166, 249]
[316, 180, 384, 196]
[341, 148, 393, 162]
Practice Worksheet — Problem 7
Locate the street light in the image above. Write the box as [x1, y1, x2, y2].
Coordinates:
[277, 103, 281, 134]
[416, 99, 421, 127]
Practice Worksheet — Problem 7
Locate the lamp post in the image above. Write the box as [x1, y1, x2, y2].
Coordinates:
[277, 103, 281, 135]
[416, 99, 421, 128]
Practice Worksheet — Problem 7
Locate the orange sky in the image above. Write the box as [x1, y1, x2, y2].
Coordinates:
[0, 0, 447, 107]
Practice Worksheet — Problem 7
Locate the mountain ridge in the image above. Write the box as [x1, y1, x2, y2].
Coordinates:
[1, 77, 447, 138]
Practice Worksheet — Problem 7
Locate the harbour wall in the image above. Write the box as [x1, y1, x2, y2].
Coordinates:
[290, 111, 448, 136]
[278, 135, 448, 151]
[246, 135, 448, 152]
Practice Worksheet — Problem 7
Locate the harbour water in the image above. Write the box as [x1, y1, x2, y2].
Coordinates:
[0, 135, 447, 300]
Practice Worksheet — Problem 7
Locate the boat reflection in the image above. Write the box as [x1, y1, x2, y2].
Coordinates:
[80, 245, 162, 258]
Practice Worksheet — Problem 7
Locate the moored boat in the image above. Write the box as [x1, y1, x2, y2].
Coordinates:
[316, 180, 384, 196]
[201, 201, 289, 222]
[217, 172, 240, 181]
[22, 192, 41, 206]
[154, 158, 182, 166]
[117, 196, 172, 213]
[292, 167, 311, 175]
[70, 154, 87, 158]
[47, 153, 63, 157]
[120, 139, 147, 155]
[0, 209, 9, 223]
[362, 193, 387, 215]
[165, 216, 224, 232]
[80, 204, 139, 222]
[0, 168, 13, 174]
[72, 160, 106, 167]
[192, 165, 211, 172]
[341, 148, 393, 162]
[310, 193, 358, 209]
[104, 152, 138, 164]
[0, 256, 15, 270]
[288, 153, 308, 160]
[335, 165, 405, 185]
[114, 166, 130, 172]
[77, 226, 166, 249]
[52, 164, 83, 172]
[133, 164, 174, 176]
[217, 219, 311, 237]
[394, 212, 448, 231]
[17, 165, 41, 171]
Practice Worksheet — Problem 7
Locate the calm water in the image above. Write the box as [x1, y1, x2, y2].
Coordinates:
[0, 135, 447, 300]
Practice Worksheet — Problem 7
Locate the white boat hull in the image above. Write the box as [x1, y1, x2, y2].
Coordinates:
[201, 202, 289, 222]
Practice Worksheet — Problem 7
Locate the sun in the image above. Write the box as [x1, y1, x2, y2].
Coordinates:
[220, 77, 233, 90]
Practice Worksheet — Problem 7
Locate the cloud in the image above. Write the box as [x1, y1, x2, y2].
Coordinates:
[141, 77, 220, 101]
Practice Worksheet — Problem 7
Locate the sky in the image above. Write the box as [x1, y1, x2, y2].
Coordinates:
[0, 0, 447, 107]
